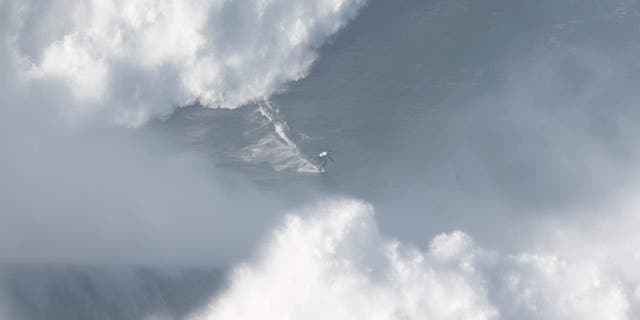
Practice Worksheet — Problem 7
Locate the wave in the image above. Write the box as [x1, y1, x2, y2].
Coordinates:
[5, 0, 366, 126]
[188, 199, 638, 320]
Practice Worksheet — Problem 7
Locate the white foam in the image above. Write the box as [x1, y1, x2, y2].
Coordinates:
[188, 199, 639, 320]
[6, 0, 366, 126]
[188, 200, 497, 320]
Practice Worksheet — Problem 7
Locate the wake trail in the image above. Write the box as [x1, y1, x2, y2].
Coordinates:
[239, 101, 321, 173]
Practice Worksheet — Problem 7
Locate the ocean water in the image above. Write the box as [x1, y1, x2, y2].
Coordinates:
[2, 0, 640, 319]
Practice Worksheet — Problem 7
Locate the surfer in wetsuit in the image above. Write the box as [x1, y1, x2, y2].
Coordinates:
[317, 150, 333, 172]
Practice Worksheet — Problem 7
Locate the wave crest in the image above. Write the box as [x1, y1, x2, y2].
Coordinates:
[188, 199, 637, 320]
[7, 0, 366, 126]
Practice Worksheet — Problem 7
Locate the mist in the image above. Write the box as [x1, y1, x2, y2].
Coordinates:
[1, 105, 284, 265]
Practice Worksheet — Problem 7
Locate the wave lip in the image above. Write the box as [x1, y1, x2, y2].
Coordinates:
[9, 0, 367, 126]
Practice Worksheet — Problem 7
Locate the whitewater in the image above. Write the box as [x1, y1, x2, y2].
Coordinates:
[3, 0, 640, 319]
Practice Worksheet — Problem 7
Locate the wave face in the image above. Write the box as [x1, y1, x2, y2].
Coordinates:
[189, 199, 637, 320]
[3, 0, 365, 126]
[0, 265, 223, 320]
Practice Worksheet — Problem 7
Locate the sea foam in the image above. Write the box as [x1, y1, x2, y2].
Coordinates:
[4, 0, 366, 126]
[189, 199, 637, 320]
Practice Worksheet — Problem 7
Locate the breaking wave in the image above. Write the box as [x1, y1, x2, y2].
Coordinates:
[4, 0, 366, 126]
[189, 199, 640, 320]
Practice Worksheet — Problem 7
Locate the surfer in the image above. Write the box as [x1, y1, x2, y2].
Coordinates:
[317, 150, 334, 172]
